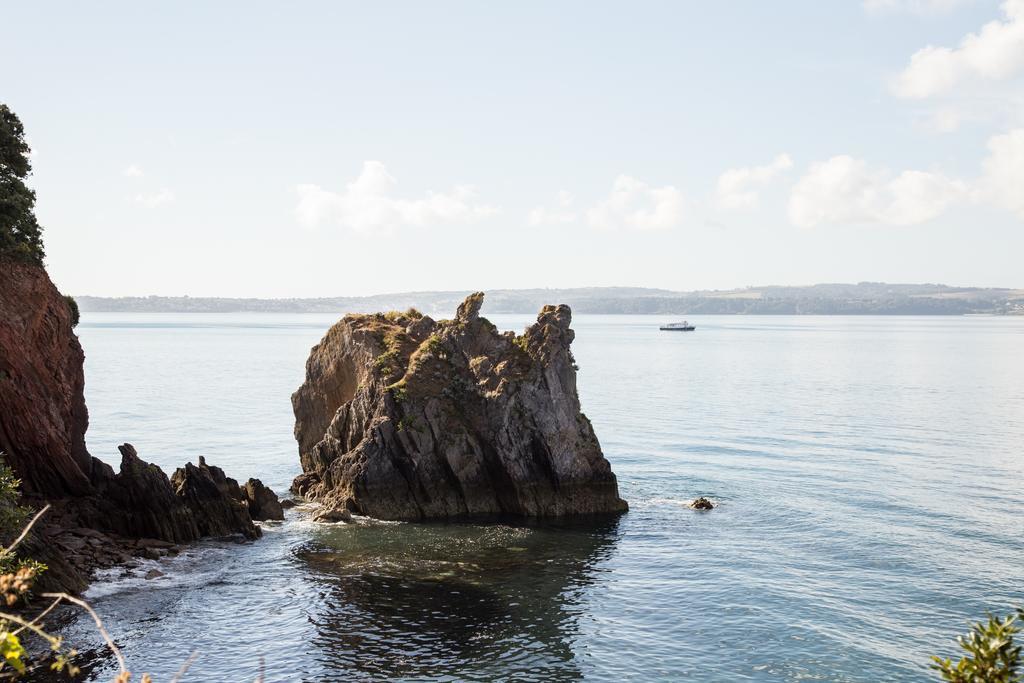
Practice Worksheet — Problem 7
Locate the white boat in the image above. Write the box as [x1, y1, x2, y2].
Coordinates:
[659, 321, 695, 331]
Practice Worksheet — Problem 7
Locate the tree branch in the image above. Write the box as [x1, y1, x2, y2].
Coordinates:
[41, 592, 126, 674]
[1, 504, 49, 557]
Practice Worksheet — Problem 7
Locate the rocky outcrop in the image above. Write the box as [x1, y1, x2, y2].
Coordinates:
[0, 258, 269, 592]
[171, 457, 261, 539]
[86, 444, 211, 543]
[292, 292, 627, 520]
[53, 445, 264, 543]
[311, 504, 352, 524]
[690, 497, 714, 510]
[242, 478, 285, 521]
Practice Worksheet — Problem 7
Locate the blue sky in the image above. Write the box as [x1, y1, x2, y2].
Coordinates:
[3, 0, 1023, 296]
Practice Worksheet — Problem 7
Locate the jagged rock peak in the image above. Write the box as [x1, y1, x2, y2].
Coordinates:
[171, 458, 261, 540]
[291, 292, 627, 521]
[456, 291, 484, 323]
[75, 443, 263, 543]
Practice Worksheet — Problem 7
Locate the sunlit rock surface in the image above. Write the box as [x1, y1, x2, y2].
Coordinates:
[292, 292, 627, 520]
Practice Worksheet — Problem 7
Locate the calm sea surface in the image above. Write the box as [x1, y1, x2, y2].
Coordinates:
[61, 313, 1024, 682]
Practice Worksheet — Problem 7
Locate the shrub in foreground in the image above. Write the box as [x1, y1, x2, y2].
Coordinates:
[933, 609, 1022, 682]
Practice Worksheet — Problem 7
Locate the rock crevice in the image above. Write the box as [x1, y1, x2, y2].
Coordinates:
[292, 293, 627, 520]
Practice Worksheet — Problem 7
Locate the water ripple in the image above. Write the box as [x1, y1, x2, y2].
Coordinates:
[57, 313, 1024, 681]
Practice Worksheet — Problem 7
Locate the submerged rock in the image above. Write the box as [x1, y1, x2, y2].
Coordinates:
[292, 292, 627, 520]
[312, 504, 353, 524]
[242, 478, 285, 521]
[690, 497, 715, 510]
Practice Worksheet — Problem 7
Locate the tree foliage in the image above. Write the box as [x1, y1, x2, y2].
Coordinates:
[0, 459, 45, 578]
[64, 295, 80, 328]
[0, 104, 45, 265]
[934, 610, 1023, 683]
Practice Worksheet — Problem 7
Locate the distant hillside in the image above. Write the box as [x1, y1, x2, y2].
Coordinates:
[76, 283, 1024, 316]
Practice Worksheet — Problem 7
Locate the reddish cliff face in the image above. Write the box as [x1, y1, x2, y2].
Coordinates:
[0, 258, 93, 496]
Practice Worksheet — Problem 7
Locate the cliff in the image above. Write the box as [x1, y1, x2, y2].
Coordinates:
[292, 292, 627, 520]
[0, 259, 93, 496]
[0, 258, 269, 590]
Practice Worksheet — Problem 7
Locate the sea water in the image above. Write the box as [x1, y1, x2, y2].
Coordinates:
[59, 313, 1024, 681]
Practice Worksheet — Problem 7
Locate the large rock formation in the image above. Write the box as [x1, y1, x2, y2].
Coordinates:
[292, 292, 627, 520]
[0, 258, 269, 590]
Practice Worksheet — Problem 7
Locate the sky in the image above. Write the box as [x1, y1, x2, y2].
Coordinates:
[3, 0, 1023, 297]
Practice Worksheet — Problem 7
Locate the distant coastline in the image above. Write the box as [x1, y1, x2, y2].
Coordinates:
[75, 283, 1024, 316]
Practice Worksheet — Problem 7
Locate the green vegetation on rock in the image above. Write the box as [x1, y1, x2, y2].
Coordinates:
[64, 295, 80, 328]
[0, 458, 46, 579]
[374, 327, 409, 376]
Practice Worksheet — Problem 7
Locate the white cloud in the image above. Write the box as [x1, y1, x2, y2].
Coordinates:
[979, 127, 1024, 217]
[892, 0, 1024, 99]
[134, 188, 175, 208]
[586, 175, 684, 231]
[864, 0, 974, 14]
[527, 190, 578, 226]
[122, 164, 144, 178]
[921, 107, 966, 133]
[915, 91, 1024, 133]
[788, 156, 968, 228]
[716, 153, 793, 209]
[294, 161, 497, 232]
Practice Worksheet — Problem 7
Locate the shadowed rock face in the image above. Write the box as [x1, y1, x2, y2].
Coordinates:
[171, 456, 262, 539]
[82, 446, 262, 542]
[89, 444, 210, 543]
[292, 292, 627, 520]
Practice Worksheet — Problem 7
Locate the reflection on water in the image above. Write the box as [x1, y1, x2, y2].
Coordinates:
[300, 517, 621, 681]
[57, 515, 622, 682]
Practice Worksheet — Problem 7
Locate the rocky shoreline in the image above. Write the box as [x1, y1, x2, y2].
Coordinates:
[1, 258, 280, 594]
[18, 444, 286, 594]
[2, 256, 626, 595]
